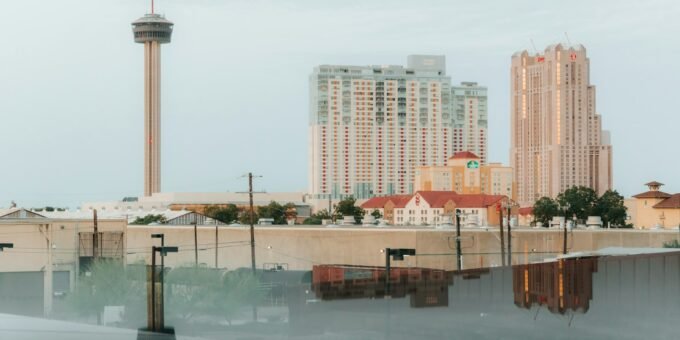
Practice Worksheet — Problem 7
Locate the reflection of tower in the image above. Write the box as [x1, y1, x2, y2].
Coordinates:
[132, 4, 173, 196]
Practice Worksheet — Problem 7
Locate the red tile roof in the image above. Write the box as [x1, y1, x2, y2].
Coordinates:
[363, 191, 505, 210]
[449, 151, 479, 160]
[644, 181, 664, 186]
[518, 207, 534, 216]
[632, 191, 672, 199]
[361, 195, 411, 209]
[653, 194, 680, 209]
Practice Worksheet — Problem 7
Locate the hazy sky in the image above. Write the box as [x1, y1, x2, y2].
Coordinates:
[1, 0, 679, 208]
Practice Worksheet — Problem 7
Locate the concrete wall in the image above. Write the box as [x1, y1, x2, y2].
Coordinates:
[125, 226, 680, 272]
[0, 219, 126, 273]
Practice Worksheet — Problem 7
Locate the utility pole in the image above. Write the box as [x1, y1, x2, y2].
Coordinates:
[239, 172, 263, 323]
[215, 219, 219, 269]
[384, 248, 391, 295]
[93, 209, 98, 260]
[248, 172, 256, 274]
[498, 204, 505, 266]
[44, 224, 53, 317]
[193, 220, 198, 267]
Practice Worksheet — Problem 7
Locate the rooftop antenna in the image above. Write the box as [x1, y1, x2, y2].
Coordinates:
[151, 0, 154, 14]
[564, 32, 572, 46]
[529, 38, 538, 55]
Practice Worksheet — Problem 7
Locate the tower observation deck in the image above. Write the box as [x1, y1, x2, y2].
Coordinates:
[132, 13, 173, 197]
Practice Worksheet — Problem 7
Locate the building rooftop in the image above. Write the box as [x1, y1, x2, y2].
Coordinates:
[361, 191, 505, 210]
[132, 13, 173, 25]
[653, 194, 680, 209]
[450, 151, 480, 159]
[632, 190, 672, 199]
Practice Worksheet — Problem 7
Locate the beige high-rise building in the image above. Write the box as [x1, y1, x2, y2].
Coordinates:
[132, 10, 174, 197]
[510, 44, 612, 206]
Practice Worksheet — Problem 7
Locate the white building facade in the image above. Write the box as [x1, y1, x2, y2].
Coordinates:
[308, 55, 489, 202]
[452, 82, 488, 164]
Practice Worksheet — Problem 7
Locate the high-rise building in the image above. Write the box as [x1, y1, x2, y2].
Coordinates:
[132, 7, 173, 197]
[308, 56, 489, 204]
[451, 82, 488, 164]
[510, 44, 612, 206]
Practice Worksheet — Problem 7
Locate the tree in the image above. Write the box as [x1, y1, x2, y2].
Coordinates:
[371, 209, 383, 219]
[164, 267, 263, 325]
[556, 186, 598, 222]
[204, 204, 240, 224]
[334, 197, 365, 224]
[663, 240, 680, 248]
[593, 190, 628, 227]
[65, 259, 146, 325]
[130, 214, 167, 225]
[257, 201, 298, 224]
[302, 209, 331, 225]
[533, 197, 559, 226]
[534, 186, 630, 228]
[239, 209, 259, 225]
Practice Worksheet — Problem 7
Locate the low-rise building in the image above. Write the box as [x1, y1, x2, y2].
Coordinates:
[361, 191, 506, 226]
[628, 181, 680, 229]
[0, 208, 127, 317]
[82, 192, 311, 223]
[415, 152, 514, 200]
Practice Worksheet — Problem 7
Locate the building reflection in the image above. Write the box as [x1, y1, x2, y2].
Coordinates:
[512, 258, 598, 314]
[311, 265, 490, 308]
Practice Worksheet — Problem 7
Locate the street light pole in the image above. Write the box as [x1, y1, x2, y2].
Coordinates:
[149, 245, 178, 333]
[151, 233, 164, 329]
[455, 209, 462, 270]
[562, 203, 570, 255]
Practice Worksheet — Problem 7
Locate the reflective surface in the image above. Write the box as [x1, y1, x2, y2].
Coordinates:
[1, 251, 679, 339]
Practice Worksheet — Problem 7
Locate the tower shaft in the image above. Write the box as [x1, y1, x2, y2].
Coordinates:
[144, 41, 162, 196]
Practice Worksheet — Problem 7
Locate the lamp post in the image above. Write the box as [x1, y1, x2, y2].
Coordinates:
[561, 203, 570, 255]
[151, 233, 164, 329]
[455, 209, 462, 270]
[383, 248, 416, 295]
[149, 245, 178, 333]
[502, 199, 518, 266]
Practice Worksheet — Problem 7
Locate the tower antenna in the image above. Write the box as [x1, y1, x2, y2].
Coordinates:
[530, 38, 538, 55]
[564, 32, 572, 46]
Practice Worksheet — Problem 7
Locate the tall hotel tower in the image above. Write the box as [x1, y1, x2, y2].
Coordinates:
[132, 7, 173, 197]
[510, 44, 612, 206]
[308, 55, 488, 202]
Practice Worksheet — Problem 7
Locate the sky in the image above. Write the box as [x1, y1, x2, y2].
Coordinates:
[0, 0, 679, 208]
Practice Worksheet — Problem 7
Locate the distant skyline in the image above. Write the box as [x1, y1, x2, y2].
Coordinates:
[1, 0, 679, 207]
